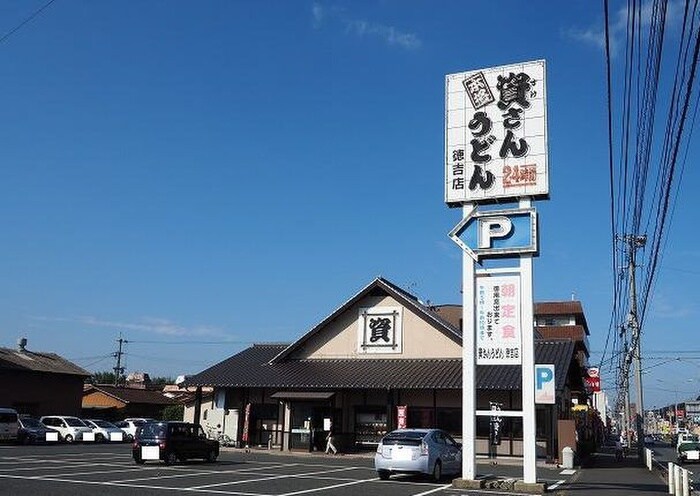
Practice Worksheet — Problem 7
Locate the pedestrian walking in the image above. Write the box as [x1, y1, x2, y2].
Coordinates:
[325, 429, 338, 455]
[615, 438, 624, 461]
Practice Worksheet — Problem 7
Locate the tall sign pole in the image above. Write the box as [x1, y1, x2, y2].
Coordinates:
[446, 60, 548, 486]
[461, 204, 477, 481]
[520, 197, 537, 483]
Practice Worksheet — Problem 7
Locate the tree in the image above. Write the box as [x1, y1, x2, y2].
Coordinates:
[162, 405, 184, 421]
[89, 371, 116, 385]
[150, 376, 175, 386]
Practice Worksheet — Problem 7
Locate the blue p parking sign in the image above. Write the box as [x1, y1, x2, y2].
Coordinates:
[535, 364, 555, 404]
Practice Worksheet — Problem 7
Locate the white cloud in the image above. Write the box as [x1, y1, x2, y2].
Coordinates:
[31, 315, 229, 338]
[311, 3, 421, 50]
[312, 2, 324, 29]
[344, 19, 421, 49]
[565, 0, 684, 57]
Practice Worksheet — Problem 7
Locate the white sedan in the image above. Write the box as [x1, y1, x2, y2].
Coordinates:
[83, 419, 125, 442]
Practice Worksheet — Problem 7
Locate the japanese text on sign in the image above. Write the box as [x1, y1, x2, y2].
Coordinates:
[476, 274, 521, 365]
[445, 60, 548, 205]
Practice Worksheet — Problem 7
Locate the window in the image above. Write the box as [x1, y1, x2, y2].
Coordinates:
[407, 408, 434, 428]
[437, 408, 461, 435]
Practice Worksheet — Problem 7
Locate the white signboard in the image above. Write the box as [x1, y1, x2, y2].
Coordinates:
[357, 306, 403, 354]
[445, 60, 548, 205]
[476, 274, 521, 365]
[535, 364, 556, 404]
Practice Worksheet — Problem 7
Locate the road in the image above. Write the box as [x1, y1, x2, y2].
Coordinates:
[0, 442, 579, 495]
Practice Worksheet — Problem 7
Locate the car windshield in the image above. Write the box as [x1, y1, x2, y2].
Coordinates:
[382, 431, 426, 446]
[65, 418, 86, 427]
[20, 418, 43, 428]
[90, 420, 116, 428]
[138, 423, 166, 439]
[679, 442, 700, 451]
[134, 420, 146, 426]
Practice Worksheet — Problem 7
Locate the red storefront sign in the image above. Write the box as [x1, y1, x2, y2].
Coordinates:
[584, 376, 601, 393]
[397, 405, 407, 429]
[584, 367, 601, 393]
[242, 403, 251, 443]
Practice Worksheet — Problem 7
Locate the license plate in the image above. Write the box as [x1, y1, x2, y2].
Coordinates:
[141, 446, 160, 460]
[46, 432, 59, 442]
[689, 451, 699, 460]
[110, 432, 123, 442]
[392, 448, 414, 460]
[83, 432, 95, 442]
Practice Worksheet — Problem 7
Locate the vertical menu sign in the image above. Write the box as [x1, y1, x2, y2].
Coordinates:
[476, 274, 521, 365]
[445, 60, 549, 205]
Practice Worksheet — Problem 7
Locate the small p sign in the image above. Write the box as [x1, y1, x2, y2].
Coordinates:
[535, 364, 555, 404]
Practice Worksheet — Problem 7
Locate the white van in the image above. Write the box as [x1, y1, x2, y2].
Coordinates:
[0, 408, 19, 442]
[39, 416, 92, 443]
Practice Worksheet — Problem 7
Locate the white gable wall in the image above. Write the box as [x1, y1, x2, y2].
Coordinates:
[288, 294, 461, 360]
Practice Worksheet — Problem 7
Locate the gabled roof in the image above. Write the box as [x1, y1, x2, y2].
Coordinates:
[184, 340, 576, 391]
[0, 347, 90, 377]
[535, 301, 589, 332]
[270, 277, 462, 363]
[84, 384, 178, 405]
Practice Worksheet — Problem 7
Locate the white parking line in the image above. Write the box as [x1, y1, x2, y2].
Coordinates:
[113, 462, 302, 483]
[548, 479, 566, 490]
[0, 474, 268, 495]
[411, 484, 452, 496]
[187, 466, 360, 490]
[279, 477, 379, 496]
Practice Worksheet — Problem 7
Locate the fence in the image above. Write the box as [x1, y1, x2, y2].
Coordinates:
[644, 447, 694, 496]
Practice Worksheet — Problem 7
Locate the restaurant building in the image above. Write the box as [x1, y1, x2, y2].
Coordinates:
[184, 277, 589, 461]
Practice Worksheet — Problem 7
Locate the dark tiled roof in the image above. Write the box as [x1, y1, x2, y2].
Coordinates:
[535, 301, 584, 315]
[431, 305, 461, 331]
[85, 385, 178, 405]
[0, 347, 90, 377]
[185, 340, 575, 391]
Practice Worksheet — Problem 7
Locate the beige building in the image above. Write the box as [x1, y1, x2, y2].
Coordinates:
[184, 277, 589, 461]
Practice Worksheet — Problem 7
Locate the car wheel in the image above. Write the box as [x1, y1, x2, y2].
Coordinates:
[96, 433, 104, 443]
[126, 434, 134, 442]
[164, 452, 178, 465]
[134, 456, 145, 465]
[431, 460, 442, 482]
[206, 450, 218, 463]
[377, 470, 390, 480]
[64, 434, 74, 443]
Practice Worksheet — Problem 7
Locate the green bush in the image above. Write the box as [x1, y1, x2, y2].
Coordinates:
[162, 405, 184, 421]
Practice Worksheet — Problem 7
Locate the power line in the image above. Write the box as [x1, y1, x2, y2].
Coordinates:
[0, 0, 58, 45]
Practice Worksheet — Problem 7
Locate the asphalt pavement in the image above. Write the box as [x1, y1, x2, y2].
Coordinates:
[551, 448, 671, 496]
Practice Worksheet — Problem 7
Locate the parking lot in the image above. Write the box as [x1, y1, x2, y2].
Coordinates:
[0, 443, 574, 495]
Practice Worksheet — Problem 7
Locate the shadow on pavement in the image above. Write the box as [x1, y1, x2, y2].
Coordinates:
[560, 449, 668, 494]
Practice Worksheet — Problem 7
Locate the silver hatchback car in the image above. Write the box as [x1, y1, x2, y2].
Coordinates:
[374, 428, 462, 481]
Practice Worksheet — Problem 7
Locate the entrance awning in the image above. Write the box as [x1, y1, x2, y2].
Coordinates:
[270, 392, 335, 400]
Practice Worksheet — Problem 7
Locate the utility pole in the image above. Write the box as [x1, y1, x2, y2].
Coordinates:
[113, 334, 128, 386]
[624, 234, 646, 458]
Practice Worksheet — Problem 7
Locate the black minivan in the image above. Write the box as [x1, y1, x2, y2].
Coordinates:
[132, 421, 219, 465]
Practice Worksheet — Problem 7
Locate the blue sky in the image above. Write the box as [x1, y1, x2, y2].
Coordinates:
[1, 1, 697, 410]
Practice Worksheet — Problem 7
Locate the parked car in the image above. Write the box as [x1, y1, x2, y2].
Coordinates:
[677, 433, 698, 449]
[82, 419, 124, 442]
[124, 417, 156, 422]
[39, 416, 92, 443]
[115, 419, 147, 441]
[132, 421, 219, 465]
[374, 428, 462, 481]
[678, 441, 700, 464]
[0, 408, 19, 443]
[17, 417, 59, 444]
